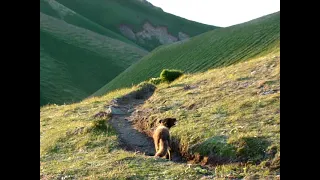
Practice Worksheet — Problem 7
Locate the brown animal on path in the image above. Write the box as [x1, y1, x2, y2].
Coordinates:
[153, 118, 177, 160]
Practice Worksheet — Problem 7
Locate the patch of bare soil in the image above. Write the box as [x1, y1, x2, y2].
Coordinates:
[105, 84, 156, 156]
[109, 110, 155, 156]
[103, 84, 184, 162]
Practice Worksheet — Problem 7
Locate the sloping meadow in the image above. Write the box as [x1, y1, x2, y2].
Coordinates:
[130, 53, 280, 178]
[41, 52, 280, 179]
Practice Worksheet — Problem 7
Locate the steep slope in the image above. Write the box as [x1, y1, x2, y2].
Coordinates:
[40, 52, 280, 179]
[40, 0, 137, 46]
[93, 11, 280, 96]
[40, 0, 215, 106]
[55, 0, 218, 51]
[131, 52, 280, 178]
[40, 12, 148, 106]
[40, 87, 210, 179]
[40, 0, 218, 106]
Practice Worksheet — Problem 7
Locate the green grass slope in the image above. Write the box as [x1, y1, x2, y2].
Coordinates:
[40, 0, 137, 46]
[40, 12, 148, 106]
[55, 0, 218, 50]
[132, 53, 280, 178]
[93, 11, 280, 96]
[40, 52, 280, 179]
[40, 89, 209, 180]
[40, 0, 218, 106]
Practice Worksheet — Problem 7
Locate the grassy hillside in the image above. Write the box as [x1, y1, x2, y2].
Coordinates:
[55, 0, 218, 50]
[93, 11, 280, 96]
[40, 51, 280, 179]
[40, 89, 209, 179]
[40, 0, 218, 106]
[40, 0, 137, 46]
[132, 53, 280, 178]
[40, 12, 148, 106]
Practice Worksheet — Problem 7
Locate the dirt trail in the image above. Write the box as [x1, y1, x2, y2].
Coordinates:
[105, 84, 183, 162]
[108, 102, 155, 156]
[106, 85, 156, 156]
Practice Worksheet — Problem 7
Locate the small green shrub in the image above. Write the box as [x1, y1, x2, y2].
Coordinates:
[160, 69, 183, 82]
[149, 77, 163, 85]
[136, 82, 156, 93]
[134, 82, 156, 99]
[91, 119, 107, 132]
[137, 81, 153, 89]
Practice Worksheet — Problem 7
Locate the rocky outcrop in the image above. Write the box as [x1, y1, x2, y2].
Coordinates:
[119, 25, 136, 40]
[106, 105, 126, 115]
[136, 22, 178, 44]
[119, 22, 190, 48]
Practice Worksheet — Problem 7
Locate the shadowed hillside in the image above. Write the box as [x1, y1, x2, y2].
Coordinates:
[40, 0, 217, 106]
[40, 12, 148, 106]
